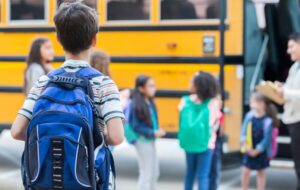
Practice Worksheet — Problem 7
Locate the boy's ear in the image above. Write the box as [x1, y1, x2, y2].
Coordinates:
[91, 35, 97, 47]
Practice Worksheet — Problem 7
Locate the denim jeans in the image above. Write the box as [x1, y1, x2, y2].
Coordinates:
[209, 137, 223, 190]
[184, 150, 213, 190]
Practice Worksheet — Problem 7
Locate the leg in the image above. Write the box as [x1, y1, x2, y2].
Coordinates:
[197, 150, 213, 190]
[134, 141, 154, 190]
[241, 167, 251, 190]
[209, 139, 223, 190]
[257, 170, 266, 190]
[150, 142, 160, 190]
[184, 152, 197, 190]
[288, 123, 300, 190]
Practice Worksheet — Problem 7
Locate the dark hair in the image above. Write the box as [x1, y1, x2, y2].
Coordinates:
[193, 71, 219, 101]
[54, 0, 98, 54]
[57, 0, 78, 7]
[26, 37, 49, 66]
[132, 75, 153, 127]
[251, 92, 281, 128]
[24, 37, 49, 93]
[289, 33, 300, 42]
[90, 51, 111, 77]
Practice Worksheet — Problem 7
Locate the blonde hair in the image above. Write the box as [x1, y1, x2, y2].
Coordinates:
[90, 50, 111, 77]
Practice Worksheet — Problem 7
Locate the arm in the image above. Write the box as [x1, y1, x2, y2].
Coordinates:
[283, 63, 300, 101]
[11, 114, 29, 141]
[178, 97, 186, 112]
[106, 118, 124, 145]
[131, 111, 155, 139]
[97, 77, 125, 145]
[11, 75, 48, 141]
[240, 112, 251, 143]
[209, 98, 220, 129]
[284, 88, 300, 101]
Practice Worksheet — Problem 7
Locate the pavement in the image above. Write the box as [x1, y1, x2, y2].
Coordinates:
[0, 130, 297, 190]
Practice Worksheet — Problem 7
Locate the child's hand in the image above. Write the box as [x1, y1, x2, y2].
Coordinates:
[155, 129, 166, 138]
[247, 149, 260, 157]
[240, 143, 248, 153]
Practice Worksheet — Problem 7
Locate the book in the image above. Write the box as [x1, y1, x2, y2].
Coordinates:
[256, 81, 285, 105]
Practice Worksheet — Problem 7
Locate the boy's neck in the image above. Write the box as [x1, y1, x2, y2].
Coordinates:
[65, 49, 90, 62]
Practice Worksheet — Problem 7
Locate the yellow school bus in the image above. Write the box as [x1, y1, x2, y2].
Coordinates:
[0, 0, 297, 157]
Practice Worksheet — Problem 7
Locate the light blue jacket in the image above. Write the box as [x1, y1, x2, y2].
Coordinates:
[240, 111, 273, 156]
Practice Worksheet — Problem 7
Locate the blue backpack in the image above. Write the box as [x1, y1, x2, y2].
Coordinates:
[21, 67, 116, 190]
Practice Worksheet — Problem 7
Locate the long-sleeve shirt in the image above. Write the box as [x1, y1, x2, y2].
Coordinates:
[25, 63, 45, 95]
[240, 111, 273, 154]
[129, 102, 158, 140]
[283, 62, 300, 124]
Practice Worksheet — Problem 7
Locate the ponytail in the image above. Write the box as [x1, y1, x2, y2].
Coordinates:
[266, 102, 280, 128]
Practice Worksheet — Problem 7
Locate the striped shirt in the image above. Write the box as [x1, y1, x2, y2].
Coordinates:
[19, 59, 124, 125]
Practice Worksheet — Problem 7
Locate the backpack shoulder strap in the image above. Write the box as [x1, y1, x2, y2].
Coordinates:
[76, 67, 105, 147]
[47, 68, 65, 77]
[76, 67, 102, 79]
[263, 117, 273, 130]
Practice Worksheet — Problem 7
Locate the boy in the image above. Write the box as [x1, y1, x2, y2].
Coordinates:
[11, 1, 124, 145]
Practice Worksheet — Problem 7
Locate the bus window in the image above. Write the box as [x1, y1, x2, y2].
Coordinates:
[160, 0, 221, 20]
[57, 0, 97, 10]
[83, 0, 97, 10]
[107, 0, 150, 21]
[9, 0, 46, 22]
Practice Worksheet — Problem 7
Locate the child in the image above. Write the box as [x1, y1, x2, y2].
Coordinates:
[11, 2, 124, 189]
[210, 93, 224, 190]
[90, 50, 131, 109]
[11, 1, 124, 145]
[178, 71, 219, 190]
[129, 75, 166, 190]
[24, 37, 54, 95]
[240, 92, 280, 190]
[90, 50, 111, 77]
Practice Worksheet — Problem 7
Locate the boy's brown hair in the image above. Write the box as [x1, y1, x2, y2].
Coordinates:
[54, 0, 98, 54]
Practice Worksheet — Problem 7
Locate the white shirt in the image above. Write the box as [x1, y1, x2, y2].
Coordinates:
[283, 62, 300, 124]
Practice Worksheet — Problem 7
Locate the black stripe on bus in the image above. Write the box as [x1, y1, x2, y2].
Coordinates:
[0, 123, 11, 130]
[156, 90, 189, 98]
[0, 56, 65, 62]
[0, 25, 229, 33]
[0, 86, 23, 93]
[0, 55, 243, 64]
[111, 55, 243, 64]
[0, 86, 189, 98]
[164, 132, 178, 139]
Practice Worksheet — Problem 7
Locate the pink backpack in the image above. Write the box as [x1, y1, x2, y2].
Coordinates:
[262, 118, 279, 159]
[269, 127, 279, 159]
